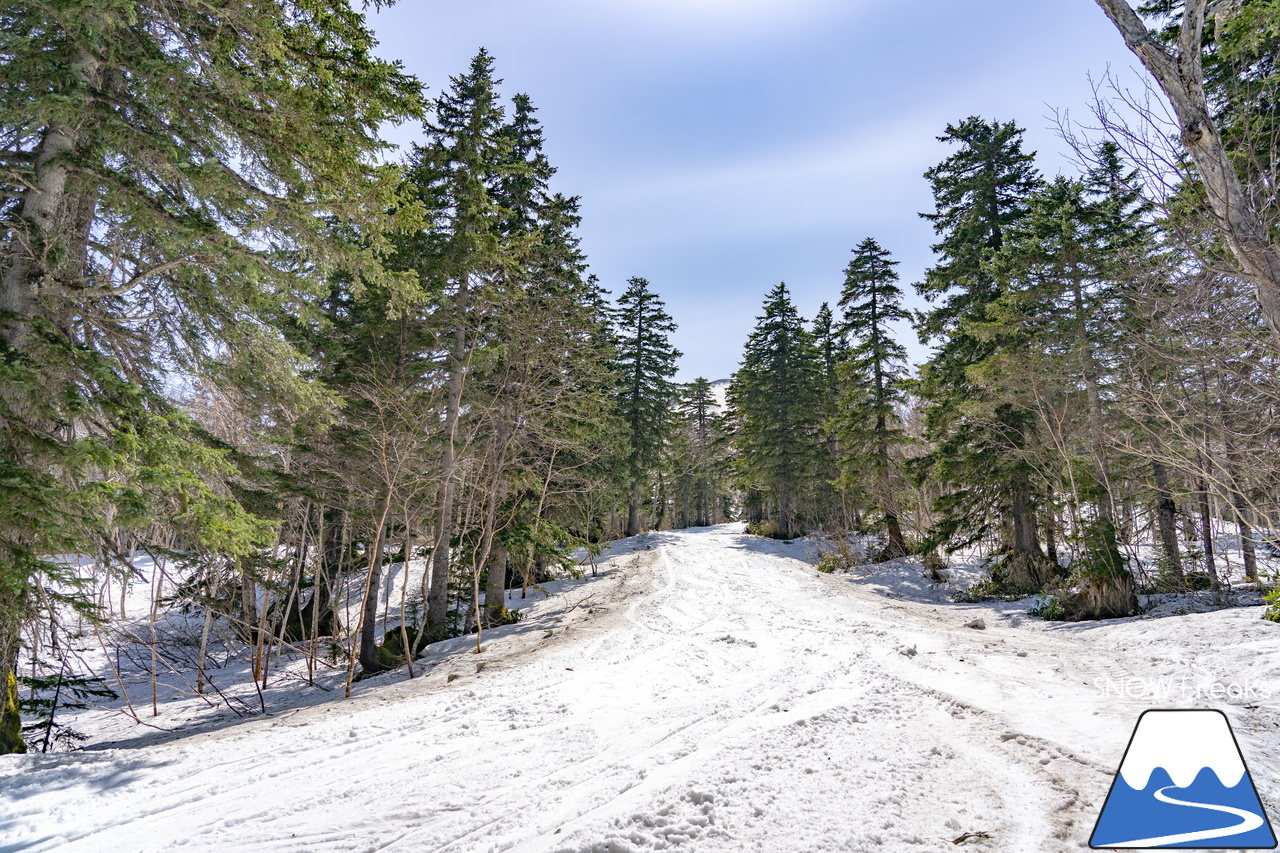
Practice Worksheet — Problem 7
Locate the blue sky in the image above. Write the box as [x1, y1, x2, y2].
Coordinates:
[368, 0, 1144, 381]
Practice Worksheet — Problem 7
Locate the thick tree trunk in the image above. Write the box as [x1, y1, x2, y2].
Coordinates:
[626, 479, 641, 537]
[1093, 0, 1280, 339]
[0, 645, 24, 755]
[878, 512, 908, 561]
[1001, 474, 1050, 593]
[871, 410, 907, 560]
[777, 493, 794, 540]
[0, 126, 76, 343]
[1010, 474, 1043, 559]
[1151, 459, 1184, 581]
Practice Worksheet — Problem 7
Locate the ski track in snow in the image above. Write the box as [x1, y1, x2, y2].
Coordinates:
[0, 524, 1276, 852]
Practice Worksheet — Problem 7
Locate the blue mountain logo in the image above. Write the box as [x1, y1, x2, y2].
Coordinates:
[1090, 709, 1276, 849]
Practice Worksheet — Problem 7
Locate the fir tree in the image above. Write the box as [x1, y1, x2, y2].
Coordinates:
[614, 278, 681, 537]
[0, 0, 422, 753]
[730, 283, 826, 540]
[673, 378, 729, 528]
[914, 117, 1051, 593]
[809, 301, 850, 527]
[834, 238, 911, 560]
[404, 49, 522, 633]
[977, 144, 1154, 618]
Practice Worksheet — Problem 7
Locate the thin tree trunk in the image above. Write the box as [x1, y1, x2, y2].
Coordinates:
[1224, 439, 1259, 583]
[484, 550, 509, 627]
[428, 281, 470, 631]
[399, 526, 416, 679]
[350, 494, 393, 692]
[359, 520, 390, 669]
[195, 564, 222, 695]
[1196, 467, 1217, 578]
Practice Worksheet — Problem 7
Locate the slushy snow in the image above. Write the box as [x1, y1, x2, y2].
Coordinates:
[1, 524, 1277, 852]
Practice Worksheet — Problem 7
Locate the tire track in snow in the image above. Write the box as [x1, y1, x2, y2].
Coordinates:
[0, 526, 1105, 852]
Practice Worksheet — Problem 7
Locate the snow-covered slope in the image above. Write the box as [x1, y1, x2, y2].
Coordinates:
[708, 378, 730, 412]
[1, 525, 1276, 852]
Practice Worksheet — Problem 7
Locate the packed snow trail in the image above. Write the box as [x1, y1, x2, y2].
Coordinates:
[0, 524, 1273, 852]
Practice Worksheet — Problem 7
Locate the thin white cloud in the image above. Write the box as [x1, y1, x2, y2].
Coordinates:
[582, 110, 944, 248]
[565, 0, 852, 37]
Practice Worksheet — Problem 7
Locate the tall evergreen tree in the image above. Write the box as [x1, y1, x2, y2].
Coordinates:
[977, 143, 1155, 618]
[403, 49, 524, 633]
[730, 283, 826, 540]
[614, 277, 681, 537]
[0, 0, 422, 753]
[914, 117, 1052, 592]
[673, 378, 729, 528]
[834, 238, 911, 560]
[810, 301, 850, 527]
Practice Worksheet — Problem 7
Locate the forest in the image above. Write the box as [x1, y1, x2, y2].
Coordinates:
[2, 0, 1280, 764]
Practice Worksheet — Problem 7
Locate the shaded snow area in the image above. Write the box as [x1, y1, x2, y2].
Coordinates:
[2, 524, 1278, 852]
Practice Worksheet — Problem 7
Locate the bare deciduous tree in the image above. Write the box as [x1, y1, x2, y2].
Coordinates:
[1092, 0, 1280, 336]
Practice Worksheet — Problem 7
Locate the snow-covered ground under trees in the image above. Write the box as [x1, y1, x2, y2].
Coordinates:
[2, 523, 1278, 852]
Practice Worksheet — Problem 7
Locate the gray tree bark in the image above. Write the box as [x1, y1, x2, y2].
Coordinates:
[1151, 459, 1184, 580]
[427, 282, 469, 630]
[1092, 0, 1280, 338]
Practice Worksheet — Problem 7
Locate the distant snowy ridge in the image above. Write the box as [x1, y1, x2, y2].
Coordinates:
[1118, 710, 1247, 790]
[708, 378, 730, 412]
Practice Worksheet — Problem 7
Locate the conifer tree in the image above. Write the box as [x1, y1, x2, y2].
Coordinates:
[914, 117, 1051, 592]
[810, 301, 849, 527]
[403, 49, 523, 633]
[0, 0, 422, 753]
[614, 278, 681, 537]
[673, 378, 728, 528]
[976, 142, 1159, 617]
[730, 283, 826, 540]
[811, 302, 846, 388]
[835, 238, 911, 560]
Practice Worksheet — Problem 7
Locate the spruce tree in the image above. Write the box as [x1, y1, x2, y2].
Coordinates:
[730, 283, 826, 540]
[914, 117, 1051, 592]
[978, 143, 1155, 618]
[0, 0, 422, 753]
[810, 301, 849, 527]
[674, 378, 728, 528]
[614, 278, 681, 537]
[834, 238, 911, 560]
[403, 49, 523, 633]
